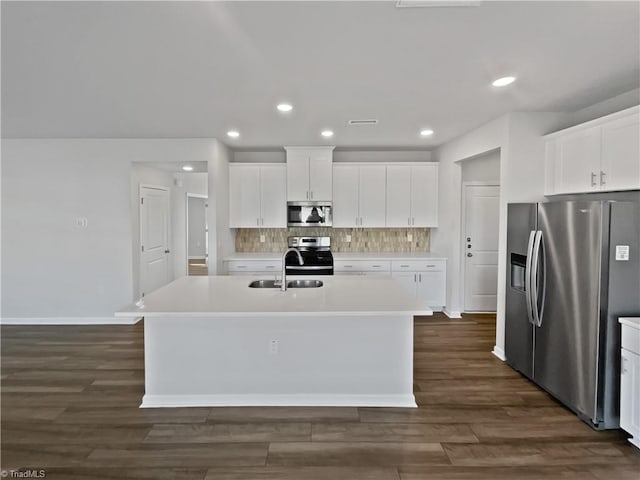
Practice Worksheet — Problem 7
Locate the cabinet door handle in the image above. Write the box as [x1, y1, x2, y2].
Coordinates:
[600, 171, 606, 186]
[310, 191, 314, 200]
[414, 273, 416, 282]
[622, 356, 628, 374]
[400, 264, 410, 268]
[591, 172, 597, 187]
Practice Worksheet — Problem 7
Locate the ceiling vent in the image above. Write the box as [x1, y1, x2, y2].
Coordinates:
[396, 0, 481, 7]
[348, 119, 379, 126]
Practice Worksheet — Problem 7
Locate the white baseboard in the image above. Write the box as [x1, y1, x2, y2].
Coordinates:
[443, 308, 462, 318]
[140, 393, 417, 408]
[0, 317, 142, 325]
[492, 345, 506, 361]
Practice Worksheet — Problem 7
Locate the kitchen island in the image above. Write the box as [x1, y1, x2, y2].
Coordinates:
[117, 275, 431, 408]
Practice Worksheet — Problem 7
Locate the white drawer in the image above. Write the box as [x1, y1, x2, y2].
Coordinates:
[622, 324, 640, 356]
[391, 260, 445, 272]
[334, 260, 391, 272]
[226, 260, 280, 272]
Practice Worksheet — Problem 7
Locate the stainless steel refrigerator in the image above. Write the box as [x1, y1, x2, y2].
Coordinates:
[505, 200, 640, 429]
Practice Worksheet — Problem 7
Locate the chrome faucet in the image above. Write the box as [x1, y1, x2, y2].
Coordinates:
[281, 247, 303, 292]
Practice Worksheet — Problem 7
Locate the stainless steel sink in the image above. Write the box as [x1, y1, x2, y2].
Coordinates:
[248, 279, 323, 289]
[248, 280, 279, 288]
[287, 279, 323, 288]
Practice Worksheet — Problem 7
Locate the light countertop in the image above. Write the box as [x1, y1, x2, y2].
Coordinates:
[619, 317, 640, 330]
[117, 275, 432, 318]
[224, 252, 446, 261]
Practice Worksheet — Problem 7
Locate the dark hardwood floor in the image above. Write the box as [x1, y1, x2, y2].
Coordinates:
[1, 313, 639, 479]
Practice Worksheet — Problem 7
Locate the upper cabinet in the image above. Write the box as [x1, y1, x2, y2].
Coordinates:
[545, 106, 640, 195]
[386, 164, 438, 227]
[229, 164, 286, 228]
[333, 164, 386, 227]
[285, 147, 334, 201]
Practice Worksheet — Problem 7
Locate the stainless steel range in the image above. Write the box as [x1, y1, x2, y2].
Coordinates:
[285, 236, 333, 275]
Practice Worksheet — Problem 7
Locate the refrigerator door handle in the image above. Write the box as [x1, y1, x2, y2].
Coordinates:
[531, 230, 546, 327]
[525, 230, 536, 325]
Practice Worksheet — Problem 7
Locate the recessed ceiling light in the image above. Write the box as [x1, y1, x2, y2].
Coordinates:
[277, 103, 293, 112]
[420, 129, 434, 137]
[227, 130, 240, 138]
[492, 76, 516, 87]
[321, 130, 334, 138]
[182, 165, 194, 172]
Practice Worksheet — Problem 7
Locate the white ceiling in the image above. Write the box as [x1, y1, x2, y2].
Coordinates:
[2, 1, 639, 148]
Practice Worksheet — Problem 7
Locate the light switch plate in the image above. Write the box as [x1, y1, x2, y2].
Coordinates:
[260, 235, 266, 243]
[407, 233, 413, 242]
[345, 235, 352, 242]
[615, 245, 630, 261]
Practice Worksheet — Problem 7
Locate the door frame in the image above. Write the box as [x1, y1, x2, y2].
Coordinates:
[460, 181, 500, 313]
[185, 193, 209, 275]
[139, 184, 171, 297]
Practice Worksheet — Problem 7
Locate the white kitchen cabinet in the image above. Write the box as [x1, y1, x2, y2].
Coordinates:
[229, 164, 286, 228]
[386, 164, 438, 227]
[411, 164, 439, 227]
[285, 147, 334, 201]
[333, 164, 386, 227]
[545, 106, 640, 195]
[334, 259, 391, 275]
[391, 259, 446, 309]
[225, 259, 281, 276]
[620, 318, 640, 449]
[601, 113, 640, 192]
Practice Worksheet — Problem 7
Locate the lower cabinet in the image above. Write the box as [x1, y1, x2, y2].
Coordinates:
[620, 319, 640, 449]
[391, 260, 446, 309]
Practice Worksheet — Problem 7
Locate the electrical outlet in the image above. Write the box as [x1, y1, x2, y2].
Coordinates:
[75, 217, 88, 229]
[345, 234, 352, 242]
[407, 233, 413, 242]
[260, 235, 266, 243]
[269, 339, 278, 354]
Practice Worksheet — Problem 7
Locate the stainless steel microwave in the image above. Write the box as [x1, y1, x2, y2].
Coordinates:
[287, 202, 332, 227]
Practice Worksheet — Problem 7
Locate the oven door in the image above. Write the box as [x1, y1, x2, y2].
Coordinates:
[285, 265, 334, 276]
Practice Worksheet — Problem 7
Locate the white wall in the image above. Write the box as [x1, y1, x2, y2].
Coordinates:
[461, 149, 500, 183]
[232, 149, 433, 163]
[208, 140, 234, 275]
[1, 139, 219, 322]
[433, 112, 564, 359]
[171, 172, 208, 279]
[560, 87, 640, 128]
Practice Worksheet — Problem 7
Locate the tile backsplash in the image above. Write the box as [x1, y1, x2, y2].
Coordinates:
[235, 228, 430, 253]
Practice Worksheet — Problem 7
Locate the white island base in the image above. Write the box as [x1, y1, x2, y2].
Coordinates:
[118, 276, 430, 408]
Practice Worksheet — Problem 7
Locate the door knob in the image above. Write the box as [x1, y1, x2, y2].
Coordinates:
[466, 237, 471, 242]
[467, 253, 473, 257]
[165, 249, 170, 254]
[467, 245, 472, 248]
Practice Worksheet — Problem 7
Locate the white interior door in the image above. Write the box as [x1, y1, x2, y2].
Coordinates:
[140, 186, 170, 297]
[464, 185, 500, 312]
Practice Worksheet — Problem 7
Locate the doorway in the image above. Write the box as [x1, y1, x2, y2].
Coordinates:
[462, 184, 500, 312]
[139, 185, 171, 297]
[186, 194, 208, 276]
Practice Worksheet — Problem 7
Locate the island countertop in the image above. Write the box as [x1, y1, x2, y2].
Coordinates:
[117, 275, 432, 318]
